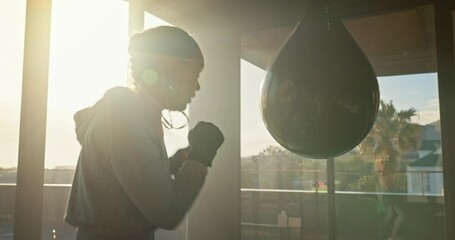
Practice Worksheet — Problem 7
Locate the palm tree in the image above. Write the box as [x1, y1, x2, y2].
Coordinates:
[358, 100, 422, 191]
[357, 100, 422, 239]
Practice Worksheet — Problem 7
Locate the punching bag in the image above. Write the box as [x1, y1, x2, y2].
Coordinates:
[260, 1, 380, 159]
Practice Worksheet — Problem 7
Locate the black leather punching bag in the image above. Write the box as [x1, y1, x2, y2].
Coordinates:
[260, 1, 380, 159]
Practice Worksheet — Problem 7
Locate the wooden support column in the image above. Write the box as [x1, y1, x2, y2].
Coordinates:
[127, 0, 144, 85]
[187, 29, 241, 240]
[434, 0, 455, 239]
[128, 0, 144, 36]
[14, 0, 52, 239]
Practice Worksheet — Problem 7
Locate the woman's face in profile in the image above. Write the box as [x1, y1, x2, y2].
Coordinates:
[162, 59, 204, 111]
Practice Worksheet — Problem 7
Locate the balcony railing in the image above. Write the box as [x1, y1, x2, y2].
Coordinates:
[0, 168, 446, 240]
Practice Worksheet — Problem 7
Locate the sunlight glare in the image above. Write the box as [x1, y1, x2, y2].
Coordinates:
[45, 0, 129, 168]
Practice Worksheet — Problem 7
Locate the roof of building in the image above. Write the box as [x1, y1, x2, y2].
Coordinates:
[420, 140, 440, 151]
[409, 150, 442, 167]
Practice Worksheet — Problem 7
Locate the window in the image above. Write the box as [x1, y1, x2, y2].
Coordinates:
[241, 59, 329, 239]
[335, 73, 445, 240]
[0, 0, 26, 238]
[42, 0, 129, 238]
[241, 5, 446, 240]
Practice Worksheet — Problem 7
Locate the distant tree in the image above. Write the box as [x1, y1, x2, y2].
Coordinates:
[257, 145, 288, 159]
[335, 157, 374, 191]
[241, 158, 259, 188]
[249, 145, 327, 190]
[350, 175, 378, 192]
[256, 146, 296, 189]
[357, 100, 422, 192]
[240, 146, 276, 189]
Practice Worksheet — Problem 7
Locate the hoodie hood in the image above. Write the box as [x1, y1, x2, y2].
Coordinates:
[74, 87, 141, 145]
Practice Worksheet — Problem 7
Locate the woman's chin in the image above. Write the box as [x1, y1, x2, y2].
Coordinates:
[167, 103, 188, 112]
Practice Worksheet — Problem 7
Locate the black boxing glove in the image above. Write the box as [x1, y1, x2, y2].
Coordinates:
[187, 121, 224, 167]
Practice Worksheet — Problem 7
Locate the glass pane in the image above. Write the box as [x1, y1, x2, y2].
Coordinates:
[241, 59, 329, 240]
[0, 0, 26, 239]
[42, 0, 129, 239]
[335, 73, 444, 240]
[45, 0, 129, 174]
[335, 5, 445, 240]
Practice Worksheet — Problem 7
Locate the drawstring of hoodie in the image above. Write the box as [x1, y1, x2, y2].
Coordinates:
[136, 84, 189, 130]
[162, 110, 189, 130]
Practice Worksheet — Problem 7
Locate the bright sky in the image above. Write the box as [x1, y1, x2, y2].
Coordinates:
[0, 0, 183, 168]
[0, 0, 441, 168]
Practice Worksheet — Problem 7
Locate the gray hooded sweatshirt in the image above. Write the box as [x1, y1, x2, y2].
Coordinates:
[65, 87, 207, 235]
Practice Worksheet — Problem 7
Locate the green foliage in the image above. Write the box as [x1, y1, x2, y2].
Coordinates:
[243, 100, 421, 193]
[350, 175, 378, 192]
[241, 145, 327, 190]
[242, 146, 378, 191]
[241, 160, 258, 188]
[355, 100, 421, 193]
[358, 100, 422, 173]
[335, 157, 374, 191]
[387, 173, 408, 193]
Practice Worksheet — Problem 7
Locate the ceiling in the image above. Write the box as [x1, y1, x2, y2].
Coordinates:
[139, 0, 455, 76]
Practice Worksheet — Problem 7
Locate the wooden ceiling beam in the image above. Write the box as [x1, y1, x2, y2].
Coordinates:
[335, 0, 437, 18]
[139, 0, 452, 32]
[242, 0, 439, 32]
